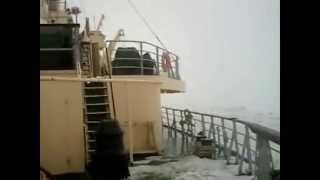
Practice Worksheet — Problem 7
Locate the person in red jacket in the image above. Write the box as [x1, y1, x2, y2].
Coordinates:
[161, 51, 174, 78]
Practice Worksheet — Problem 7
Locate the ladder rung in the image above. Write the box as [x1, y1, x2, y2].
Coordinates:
[87, 130, 96, 133]
[84, 86, 108, 89]
[84, 95, 108, 98]
[88, 138, 96, 142]
[86, 111, 110, 115]
[86, 121, 100, 124]
[85, 119, 109, 123]
[88, 149, 96, 152]
[86, 103, 109, 106]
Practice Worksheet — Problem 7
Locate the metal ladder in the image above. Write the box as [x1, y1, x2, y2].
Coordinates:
[82, 81, 112, 163]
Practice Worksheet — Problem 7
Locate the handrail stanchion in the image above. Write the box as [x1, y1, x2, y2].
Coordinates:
[211, 116, 216, 145]
[172, 109, 177, 155]
[139, 42, 144, 75]
[246, 128, 253, 175]
[216, 127, 221, 156]
[238, 126, 253, 175]
[156, 47, 160, 75]
[255, 133, 273, 180]
[175, 57, 180, 80]
[233, 119, 240, 164]
[221, 118, 228, 160]
[180, 110, 185, 155]
[165, 108, 171, 138]
[201, 114, 206, 134]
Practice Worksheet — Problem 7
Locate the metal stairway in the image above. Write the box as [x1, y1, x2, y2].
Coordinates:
[83, 81, 112, 163]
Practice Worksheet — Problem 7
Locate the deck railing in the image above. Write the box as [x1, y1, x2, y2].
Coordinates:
[161, 106, 280, 180]
[106, 40, 181, 80]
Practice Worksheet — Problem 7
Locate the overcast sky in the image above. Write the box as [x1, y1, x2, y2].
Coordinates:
[70, 0, 280, 114]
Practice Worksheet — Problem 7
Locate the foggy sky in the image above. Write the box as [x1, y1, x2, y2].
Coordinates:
[70, 0, 280, 114]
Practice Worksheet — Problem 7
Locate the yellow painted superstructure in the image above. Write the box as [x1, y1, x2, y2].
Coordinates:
[40, 74, 185, 174]
[40, 0, 185, 174]
[40, 80, 85, 174]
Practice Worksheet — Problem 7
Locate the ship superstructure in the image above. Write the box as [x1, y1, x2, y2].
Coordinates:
[40, 0, 185, 176]
[40, 1, 279, 180]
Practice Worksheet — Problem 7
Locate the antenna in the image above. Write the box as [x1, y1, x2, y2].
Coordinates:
[85, 17, 90, 35]
[96, 14, 105, 31]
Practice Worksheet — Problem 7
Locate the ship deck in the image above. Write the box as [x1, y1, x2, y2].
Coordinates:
[130, 155, 251, 180]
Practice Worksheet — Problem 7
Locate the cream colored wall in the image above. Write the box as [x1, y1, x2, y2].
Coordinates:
[112, 81, 163, 155]
[40, 70, 78, 77]
[40, 81, 85, 175]
[113, 75, 186, 93]
[40, 75, 178, 171]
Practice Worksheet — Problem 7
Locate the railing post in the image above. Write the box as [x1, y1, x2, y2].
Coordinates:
[255, 134, 273, 180]
[238, 126, 248, 175]
[211, 116, 216, 145]
[208, 116, 217, 159]
[238, 126, 253, 175]
[207, 116, 213, 138]
[139, 42, 144, 75]
[180, 110, 185, 155]
[186, 124, 190, 154]
[175, 57, 181, 80]
[269, 143, 274, 171]
[184, 109, 193, 154]
[246, 127, 253, 174]
[216, 127, 221, 156]
[233, 118, 240, 164]
[165, 108, 171, 138]
[161, 109, 164, 139]
[226, 128, 235, 165]
[156, 47, 160, 75]
[221, 118, 228, 160]
[172, 109, 177, 155]
[173, 110, 177, 139]
[201, 114, 206, 134]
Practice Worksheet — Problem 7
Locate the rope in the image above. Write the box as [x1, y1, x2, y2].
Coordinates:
[127, 0, 168, 50]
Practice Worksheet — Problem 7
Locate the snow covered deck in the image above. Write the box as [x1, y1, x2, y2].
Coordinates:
[129, 156, 252, 180]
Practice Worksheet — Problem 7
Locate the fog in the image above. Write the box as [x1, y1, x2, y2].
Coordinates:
[70, 0, 279, 123]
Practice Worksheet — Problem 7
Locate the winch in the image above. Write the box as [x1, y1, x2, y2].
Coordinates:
[193, 131, 216, 159]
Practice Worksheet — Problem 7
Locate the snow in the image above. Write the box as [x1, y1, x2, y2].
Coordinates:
[129, 156, 252, 180]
